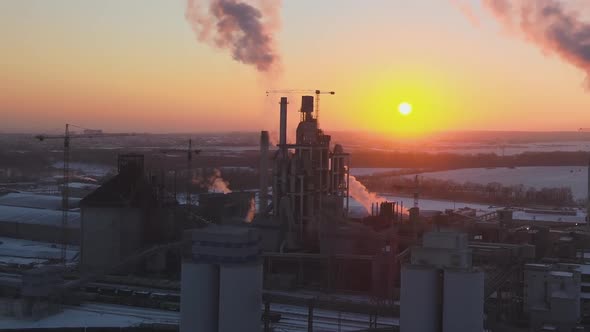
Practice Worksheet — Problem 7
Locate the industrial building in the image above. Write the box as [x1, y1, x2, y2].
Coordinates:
[2, 94, 590, 331]
[180, 225, 262, 332]
[401, 231, 484, 332]
[79, 154, 177, 272]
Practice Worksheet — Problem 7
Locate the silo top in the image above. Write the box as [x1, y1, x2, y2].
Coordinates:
[185, 225, 261, 264]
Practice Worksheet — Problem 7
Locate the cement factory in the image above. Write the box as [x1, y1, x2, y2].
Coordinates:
[2, 94, 590, 332]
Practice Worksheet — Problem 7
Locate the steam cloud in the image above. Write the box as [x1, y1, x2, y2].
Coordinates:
[208, 169, 232, 194]
[192, 169, 232, 194]
[450, 0, 481, 27]
[348, 175, 386, 215]
[185, 0, 282, 72]
[459, 0, 590, 87]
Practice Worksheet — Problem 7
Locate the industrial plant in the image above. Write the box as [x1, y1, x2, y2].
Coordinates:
[2, 94, 590, 332]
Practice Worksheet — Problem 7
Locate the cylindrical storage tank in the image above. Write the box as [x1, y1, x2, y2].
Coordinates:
[218, 262, 263, 332]
[400, 265, 440, 332]
[180, 262, 219, 332]
[442, 269, 484, 332]
[301, 95, 314, 119]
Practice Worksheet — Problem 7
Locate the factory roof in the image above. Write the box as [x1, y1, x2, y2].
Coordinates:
[579, 264, 590, 276]
[0, 192, 80, 210]
[80, 172, 156, 208]
[0, 205, 80, 228]
[549, 271, 574, 278]
[0, 237, 79, 268]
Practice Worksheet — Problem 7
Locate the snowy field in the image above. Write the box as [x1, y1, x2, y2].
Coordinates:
[350, 168, 404, 176]
[0, 301, 397, 332]
[352, 166, 588, 200]
[405, 166, 587, 199]
[348, 140, 590, 156]
[348, 195, 586, 223]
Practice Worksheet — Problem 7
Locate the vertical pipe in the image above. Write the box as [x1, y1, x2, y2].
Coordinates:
[587, 156, 590, 223]
[308, 300, 314, 332]
[279, 98, 289, 211]
[260, 131, 269, 214]
[187, 139, 192, 210]
[279, 97, 288, 149]
[62, 123, 70, 264]
[346, 157, 350, 216]
[264, 302, 271, 332]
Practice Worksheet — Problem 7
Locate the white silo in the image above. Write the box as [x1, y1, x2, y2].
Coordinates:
[180, 262, 219, 332]
[401, 231, 485, 332]
[219, 263, 263, 332]
[400, 265, 441, 332]
[442, 269, 484, 332]
[180, 225, 262, 332]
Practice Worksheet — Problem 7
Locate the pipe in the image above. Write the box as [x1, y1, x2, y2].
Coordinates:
[279, 97, 288, 149]
[587, 156, 590, 223]
[260, 131, 269, 214]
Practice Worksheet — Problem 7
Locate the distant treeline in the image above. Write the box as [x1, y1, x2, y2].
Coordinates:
[351, 151, 590, 169]
[359, 175, 576, 207]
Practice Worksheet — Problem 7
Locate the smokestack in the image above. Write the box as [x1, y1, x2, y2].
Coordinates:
[279, 97, 288, 149]
[260, 131, 269, 214]
[587, 156, 590, 223]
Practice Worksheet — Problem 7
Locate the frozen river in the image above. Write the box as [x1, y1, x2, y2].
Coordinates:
[352, 166, 589, 200]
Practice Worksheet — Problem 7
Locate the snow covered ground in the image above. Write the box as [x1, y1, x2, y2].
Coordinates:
[405, 166, 588, 200]
[0, 237, 78, 267]
[0, 303, 179, 329]
[348, 195, 586, 224]
[0, 301, 397, 332]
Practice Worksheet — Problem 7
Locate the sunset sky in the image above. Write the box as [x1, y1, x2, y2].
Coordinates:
[1, 0, 589, 135]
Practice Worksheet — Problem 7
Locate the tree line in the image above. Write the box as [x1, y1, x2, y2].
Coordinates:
[358, 174, 577, 207]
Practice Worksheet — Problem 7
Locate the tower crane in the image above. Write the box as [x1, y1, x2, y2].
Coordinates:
[35, 124, 135, 264]
[266, 89, 335, 124]
[158, 139, 201, 209]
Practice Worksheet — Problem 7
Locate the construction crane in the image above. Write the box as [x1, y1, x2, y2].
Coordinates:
[35, 124, 135, 264]
[265, 89, 335, 124]
[158, 139, 201, 209]
[413, 175, 420, 208]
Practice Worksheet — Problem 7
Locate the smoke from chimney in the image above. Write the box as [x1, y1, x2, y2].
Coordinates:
[348, 175, 386, 215]
[450, 0, 481, 27]
[463, 0, 590, 87]
[208, 168, 232, 194]
[185, 0, 282, 72]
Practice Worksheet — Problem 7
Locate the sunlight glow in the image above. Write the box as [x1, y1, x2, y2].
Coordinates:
[398, 102, 412, 116]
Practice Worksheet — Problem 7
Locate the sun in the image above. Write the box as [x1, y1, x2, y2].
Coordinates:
[398, 102, 412, 116]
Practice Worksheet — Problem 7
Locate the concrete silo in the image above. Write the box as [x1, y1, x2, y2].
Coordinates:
[180, 225, 262, 332]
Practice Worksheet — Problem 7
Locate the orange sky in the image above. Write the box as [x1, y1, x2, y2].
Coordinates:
[1, 1, 589, 136]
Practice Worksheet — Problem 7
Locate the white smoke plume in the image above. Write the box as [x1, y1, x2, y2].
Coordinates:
[348, 175, 386, 215]
[457, 0, 590, 88]
[450, 0, 481, 27]
[208, 168, 232, 194]
[185, 0, 282, 72]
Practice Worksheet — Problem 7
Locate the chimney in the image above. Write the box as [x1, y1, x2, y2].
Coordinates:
[279, 97, 288, 149]
[259, 131, 269, 215]
[587, 157, 590, 223]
